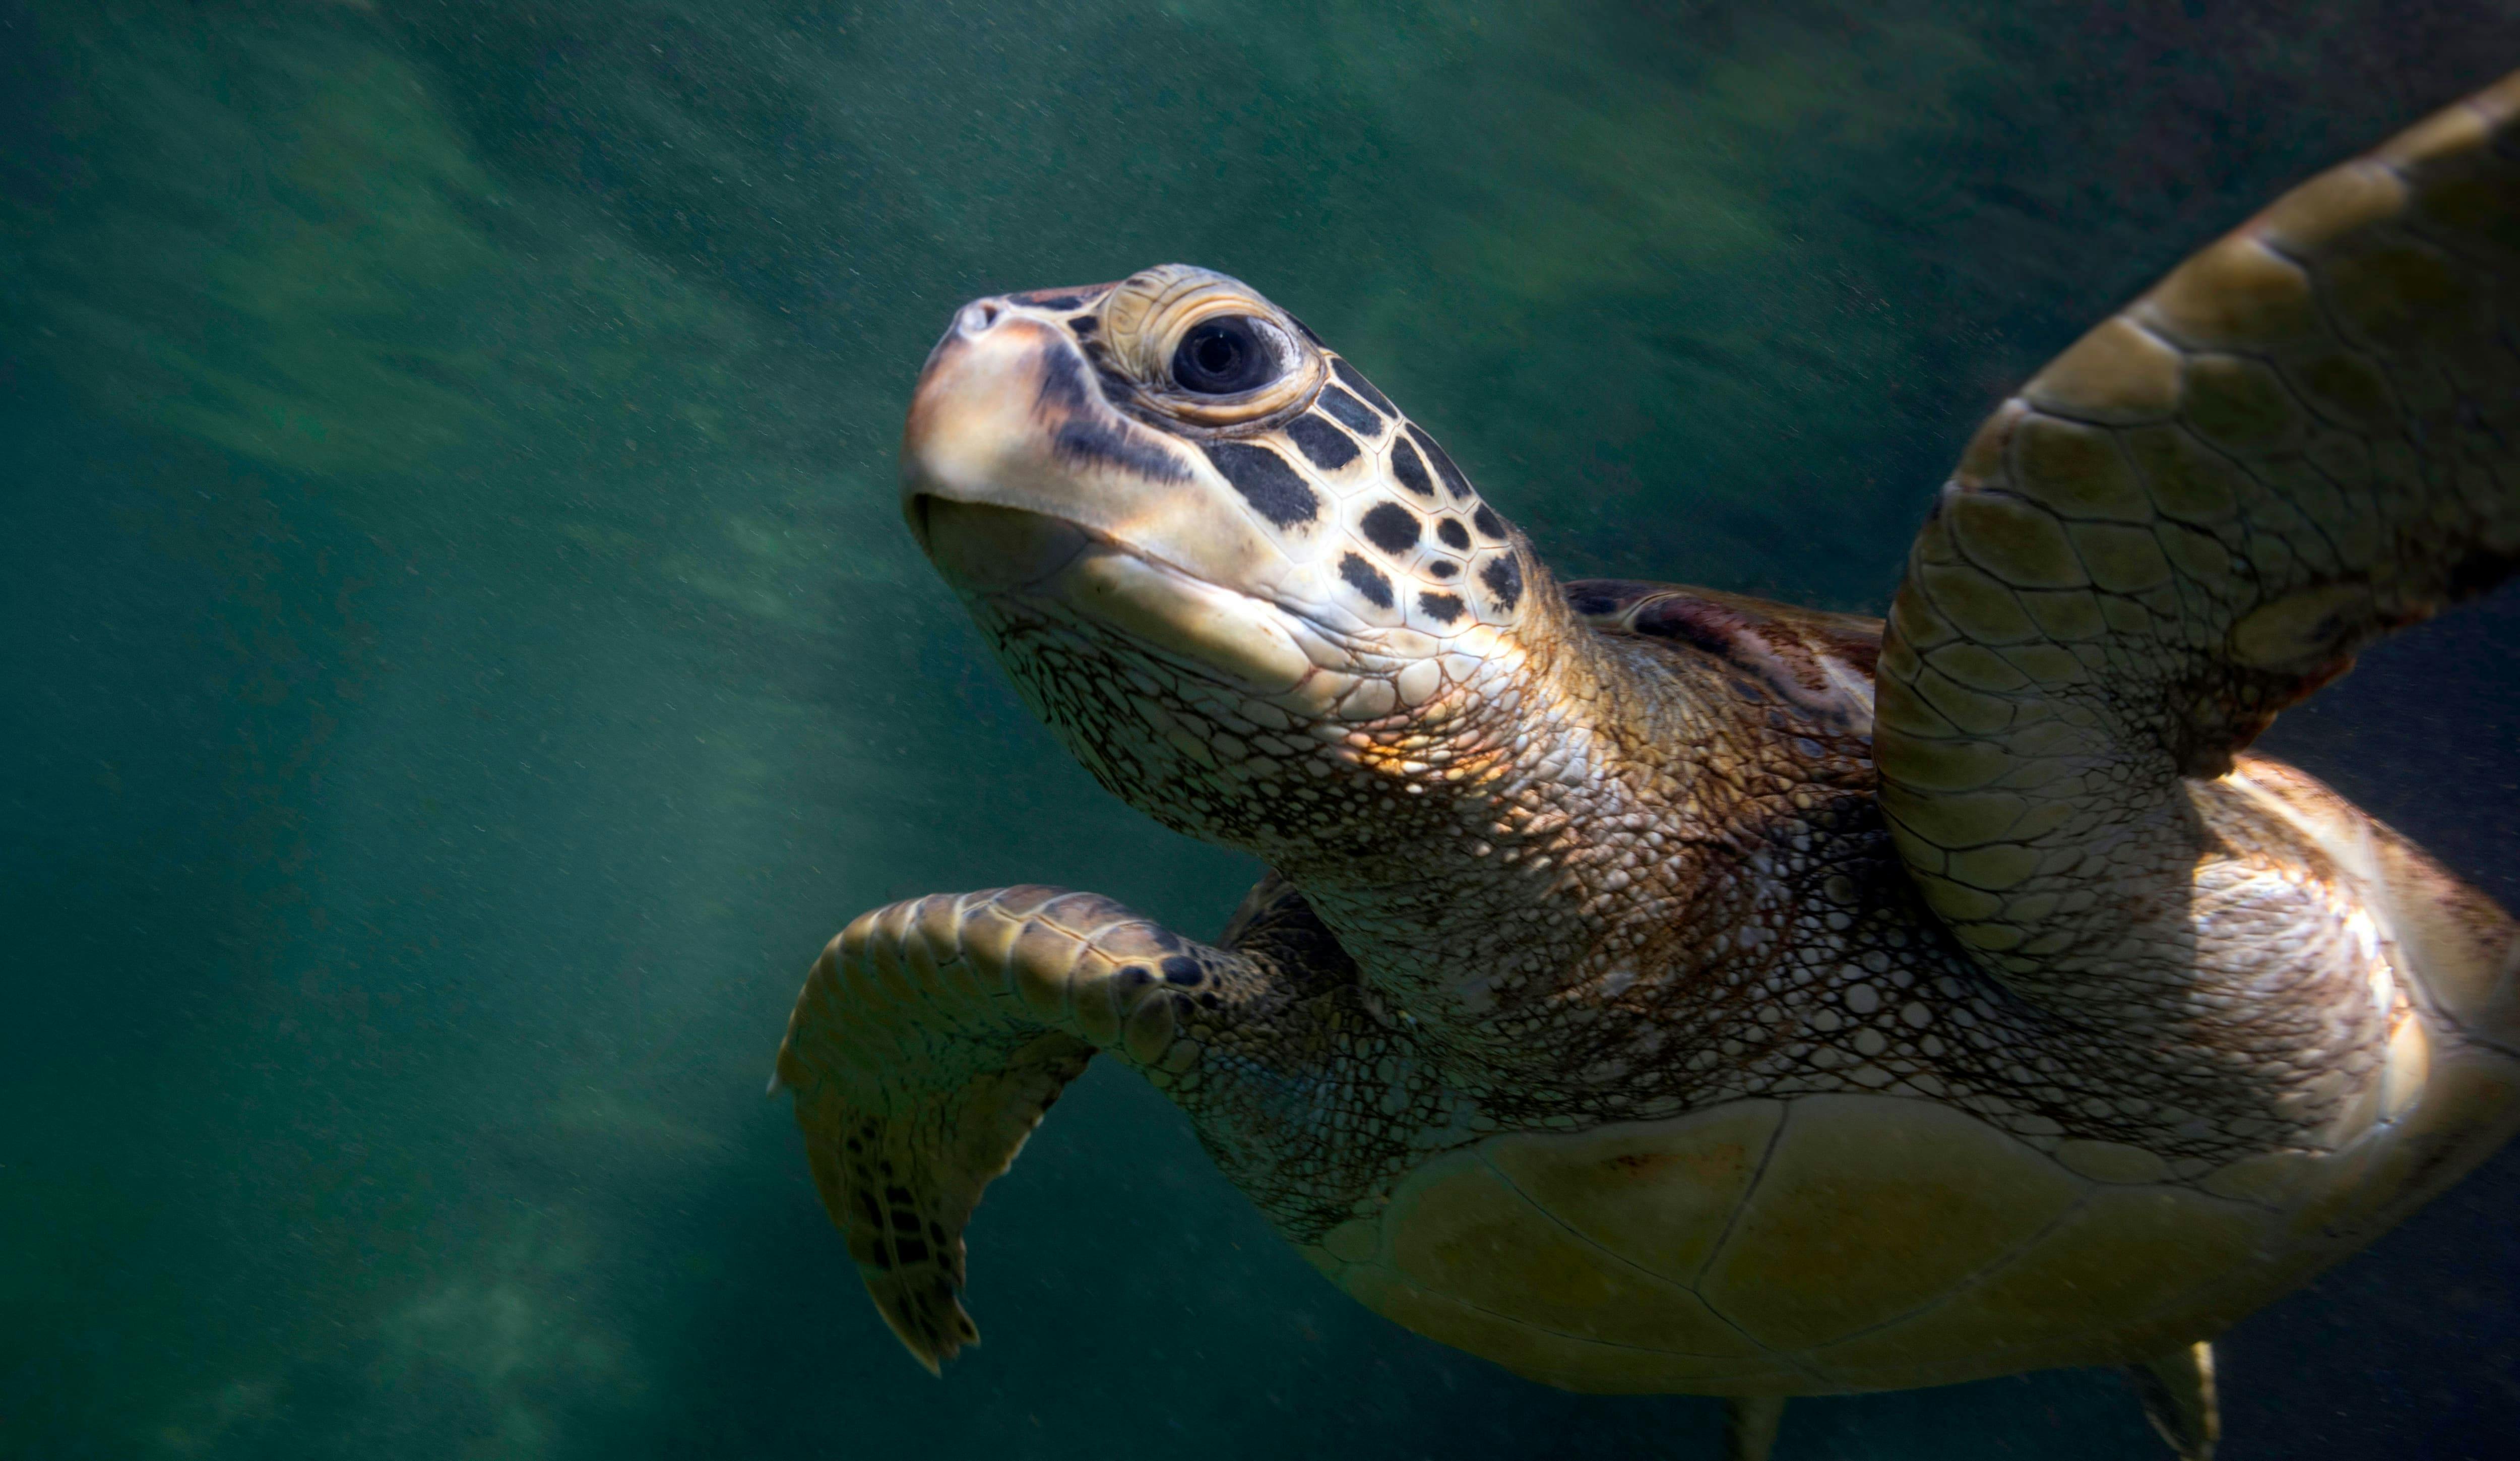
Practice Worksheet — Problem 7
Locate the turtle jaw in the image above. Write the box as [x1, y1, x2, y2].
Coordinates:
[915, 496, 1318, 695]
[906, 496, 1090, 595]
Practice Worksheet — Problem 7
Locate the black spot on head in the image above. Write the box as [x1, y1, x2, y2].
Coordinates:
[1036, 345, 1190, 481]
[893, 1238, 930, 1264]
[1024, 293, 1083, 311]
[1480, 553, 1524, 613]
[1035, 343, 1090, 411]
[1077, 335, 1128, 382]
[1436, 517, 1472, 551]
[1473, 504, 1504, 539]
[1418, 591, 1465, 624]
[1068, 314, 1099, 336]
[1427, 560, 1458, 579]
[1286, 413, 1361, 470]
[1160, 955, 1203, 985]
[1330, 357, 1396, 415]
[890, 1208, 924, 1232]
[1389, 436, 1436, 499]
[1339, 552, 1395, 609]
[1359, 501, 1421, 555]
[1056, 421, 1188, 482]
[1204, 442, 1318, 526]
[1116, 964, 1153, 990]
[1317, 384, 1382, 433]
[1406, 424, 1476, 501]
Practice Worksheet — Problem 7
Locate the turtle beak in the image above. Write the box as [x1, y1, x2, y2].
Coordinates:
[904, 303, 1049, 538]
[900, 299, 1099, 591]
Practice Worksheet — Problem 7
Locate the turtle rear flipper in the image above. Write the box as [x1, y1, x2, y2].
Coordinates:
[772, 886, 1228, 1370]
[2124, 1342, 2219, 1460]
[1875, 70, 2520, 1015]
[1722, 1395, 1787, 1461]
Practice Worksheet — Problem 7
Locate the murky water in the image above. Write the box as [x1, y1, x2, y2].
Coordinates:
[7, 2, 2520, 1456]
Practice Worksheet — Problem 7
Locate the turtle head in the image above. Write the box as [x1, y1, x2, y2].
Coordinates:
[902, 265, 1548, 801]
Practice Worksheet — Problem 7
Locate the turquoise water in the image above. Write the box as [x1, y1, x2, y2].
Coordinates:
[7, 2, 2520, 1456]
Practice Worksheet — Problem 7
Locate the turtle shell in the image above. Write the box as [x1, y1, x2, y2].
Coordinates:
[1302, 757, 2520, 1395]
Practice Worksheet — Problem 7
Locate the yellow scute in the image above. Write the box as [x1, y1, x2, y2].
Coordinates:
[1809, 1184, 2276, 1381]
[1697, 1095, 2083, 1350]
[1485, 1102, 1783, 1284]
[1382, 1157, 1755, 1354]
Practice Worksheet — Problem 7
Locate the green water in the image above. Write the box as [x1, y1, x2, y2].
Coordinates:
[7, 2, 2520, 1456]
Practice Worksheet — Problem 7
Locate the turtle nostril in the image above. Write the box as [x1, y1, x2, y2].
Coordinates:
[958, 300, 1004, 336]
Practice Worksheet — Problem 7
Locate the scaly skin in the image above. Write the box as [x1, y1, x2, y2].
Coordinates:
[971, 543, 2411, 1204]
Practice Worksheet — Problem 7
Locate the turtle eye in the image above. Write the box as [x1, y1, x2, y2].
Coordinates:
[1171, 316, 1282, 395]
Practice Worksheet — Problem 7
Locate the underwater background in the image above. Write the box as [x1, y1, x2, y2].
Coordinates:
[8, 1, 2520, 1456]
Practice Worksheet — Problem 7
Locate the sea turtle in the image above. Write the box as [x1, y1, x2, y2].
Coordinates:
[773, 72, 2520, 1458]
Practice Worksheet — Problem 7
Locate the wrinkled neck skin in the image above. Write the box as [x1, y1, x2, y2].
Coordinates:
[968, 556, 1720, 1063]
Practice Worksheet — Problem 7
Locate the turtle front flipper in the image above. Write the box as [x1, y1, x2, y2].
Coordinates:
[771, 885, 1241, 1370]
[1875, 70, 2520, 1007]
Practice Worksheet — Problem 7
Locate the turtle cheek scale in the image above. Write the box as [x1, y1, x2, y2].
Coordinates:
[1206, 397, 1537, 688]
